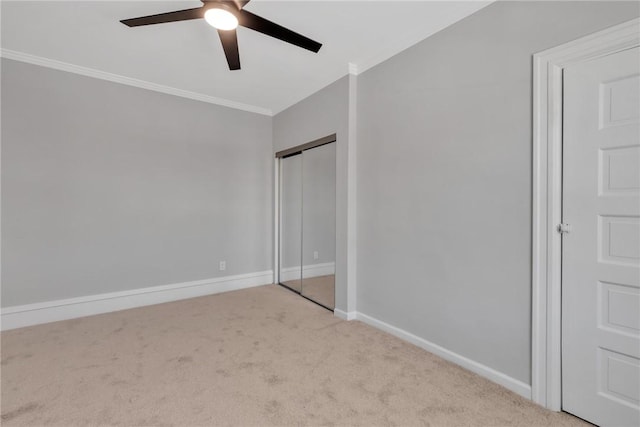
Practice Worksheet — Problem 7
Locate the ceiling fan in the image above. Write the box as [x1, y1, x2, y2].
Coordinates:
[120, 0, 322, 71]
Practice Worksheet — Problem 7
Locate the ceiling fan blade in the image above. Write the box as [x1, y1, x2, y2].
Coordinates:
[121, 7, 204, 27]
[218, 30, 241, 70]
[238, 10, 322, 53]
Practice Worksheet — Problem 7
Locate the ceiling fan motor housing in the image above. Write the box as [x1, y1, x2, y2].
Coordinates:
[203, 1, 238, 14]
[202, 0, 243, 13]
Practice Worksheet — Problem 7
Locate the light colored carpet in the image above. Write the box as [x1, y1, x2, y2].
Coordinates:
[282, 275, 335, 309]
[1, 285, 586, 426]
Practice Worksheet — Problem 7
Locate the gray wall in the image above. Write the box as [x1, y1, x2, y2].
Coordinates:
[272, 76, 348, 153]
[1, 58, 273, 307]
[273, 76, 349, 310]
[356, 1, 639, 384]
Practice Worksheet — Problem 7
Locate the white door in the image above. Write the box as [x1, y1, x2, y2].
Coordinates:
[562, 46, 640, 426]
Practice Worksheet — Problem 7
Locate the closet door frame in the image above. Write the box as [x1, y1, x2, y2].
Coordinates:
[275, 134, 337, 309]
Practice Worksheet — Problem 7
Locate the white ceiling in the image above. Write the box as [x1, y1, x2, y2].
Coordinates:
[1, 1, 491, 114]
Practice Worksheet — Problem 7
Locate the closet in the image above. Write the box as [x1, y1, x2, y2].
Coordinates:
[277, 135, 336, 310]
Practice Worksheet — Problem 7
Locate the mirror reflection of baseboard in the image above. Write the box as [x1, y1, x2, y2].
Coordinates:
[280, 263, 335, 281]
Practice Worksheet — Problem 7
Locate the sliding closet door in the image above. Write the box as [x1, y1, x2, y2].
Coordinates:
[279, 154, 302, 292]
[301, 143, 336, 309]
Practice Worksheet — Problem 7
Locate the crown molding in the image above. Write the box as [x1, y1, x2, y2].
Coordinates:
[0, 49, 273, 116]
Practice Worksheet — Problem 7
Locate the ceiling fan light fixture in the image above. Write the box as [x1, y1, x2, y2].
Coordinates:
[204, 7, 238, 31]
[120, 0, 323, 71]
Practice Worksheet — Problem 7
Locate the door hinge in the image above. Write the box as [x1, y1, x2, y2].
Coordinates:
[557, 223, 572, 234]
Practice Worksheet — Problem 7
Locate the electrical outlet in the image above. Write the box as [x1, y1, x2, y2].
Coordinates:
[219, 261, 226, 271]
[313, 251, 319, 260]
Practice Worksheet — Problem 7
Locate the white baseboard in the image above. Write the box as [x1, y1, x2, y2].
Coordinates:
[355, 311, 532, 400]
[1, 272, 532, 401]
[1, 270, 274, 331]
[280, 262, 335, 282]
[333, 308, 357, 320]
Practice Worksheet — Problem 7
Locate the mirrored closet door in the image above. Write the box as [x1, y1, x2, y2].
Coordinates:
[279, 154, 303, 293]
[277, 136, 336, 310]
